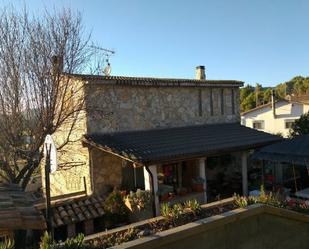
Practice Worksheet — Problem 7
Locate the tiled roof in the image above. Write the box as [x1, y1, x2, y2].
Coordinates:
[67, 74, 243, 88]
[0, 184, 46, 230]
[84, 123, 282, 165]
[49, 195, 105, 227]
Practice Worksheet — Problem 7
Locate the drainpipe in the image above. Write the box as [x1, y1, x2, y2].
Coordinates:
[145, 165, 157, 217]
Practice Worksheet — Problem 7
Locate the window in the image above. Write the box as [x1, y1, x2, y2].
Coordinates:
[253, 121, 264, 130]
[285, 120, 295, 129]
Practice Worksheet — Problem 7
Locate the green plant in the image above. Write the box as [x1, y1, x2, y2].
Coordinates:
[184, 199, 201, 215]
[160, 203, 184, 221]
[104, 190, 129, 227]
[104, 190, 128, 215]
[40, 232, 53, 249]
[233, 194, 248, 208]
[39, 232, 86, 249]
[160, 202, 171, 218]
[0, 239, 14, 249]
[60, 234, 85, 249]
[171, 203, 184, 220]
[125, 189, 152, 211]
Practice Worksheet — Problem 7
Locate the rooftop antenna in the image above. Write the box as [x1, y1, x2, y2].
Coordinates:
[89, 44, 115, 75]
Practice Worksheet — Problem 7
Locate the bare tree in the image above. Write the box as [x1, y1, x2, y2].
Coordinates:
[0, 7, 94, 188]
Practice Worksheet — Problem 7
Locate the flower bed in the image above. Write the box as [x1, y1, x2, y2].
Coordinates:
[84, 198, 235, 249]
[34, 187, 309, 249]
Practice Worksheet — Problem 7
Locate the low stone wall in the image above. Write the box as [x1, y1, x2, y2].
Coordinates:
[110, 204, 309, 249]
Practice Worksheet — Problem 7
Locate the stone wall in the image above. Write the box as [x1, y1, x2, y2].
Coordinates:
[85, 84, 240, 133]
[41, 77, 241, 198]
[41, 79, 91, 198]
[90, 147, 123, 195]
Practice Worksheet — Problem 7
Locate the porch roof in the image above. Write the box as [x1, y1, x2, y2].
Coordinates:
[252, 135, 309, 166]
[84, 123, 281, 165]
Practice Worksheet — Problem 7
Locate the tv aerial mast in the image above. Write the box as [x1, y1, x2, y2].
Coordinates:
[89, 44, 115, 76]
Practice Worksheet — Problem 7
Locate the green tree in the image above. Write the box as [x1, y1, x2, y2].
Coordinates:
[240, 85, 255, 112]
[263, 88, 272, 104]
[241, 92, 256, 112]
[289, 112, 309, 137]
[0, 7, 98, 188]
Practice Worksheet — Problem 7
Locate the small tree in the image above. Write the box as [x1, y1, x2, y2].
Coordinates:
[289, 112, 309, 137]
[0, 6, 98, 188]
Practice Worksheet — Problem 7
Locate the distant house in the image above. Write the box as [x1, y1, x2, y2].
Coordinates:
[40, 63, 280, 237]
[241, 93, 309, 137]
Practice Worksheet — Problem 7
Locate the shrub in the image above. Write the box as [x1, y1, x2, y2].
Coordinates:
[160, 203, 184, 221]
[171, 203, 184, 220]
[0, 239, 14, 249]
[39, 232, 86, 249]
[124, 189, 152, 212]
[103, 190, 129, 228]
[234, 186, 283, 209]
[160, 202, 171, 218]
[233, 194, 248, 208]
[184, 199, 201, 215]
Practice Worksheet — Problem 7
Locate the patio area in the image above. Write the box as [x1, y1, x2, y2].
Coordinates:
[84, 123, 281, 215]
[252, 134, 309, 199]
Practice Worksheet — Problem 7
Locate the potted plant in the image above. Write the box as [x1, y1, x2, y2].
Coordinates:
[192, 177, 205, 192]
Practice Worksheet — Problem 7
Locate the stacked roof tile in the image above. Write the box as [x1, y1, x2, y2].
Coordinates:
[51, 195, 105, 227]
[67, 74, 243, 88]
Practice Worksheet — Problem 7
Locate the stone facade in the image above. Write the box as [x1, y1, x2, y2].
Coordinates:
[85, 84, 240, 133]
[90, 148, 123, 194]
[42, 73, 242, 198]
[41, 79, 92, 197]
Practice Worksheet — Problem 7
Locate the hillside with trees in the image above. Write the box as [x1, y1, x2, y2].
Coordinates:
[240, 76, 309, 112]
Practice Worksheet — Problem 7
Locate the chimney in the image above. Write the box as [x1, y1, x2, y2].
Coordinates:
[271, 89, 276, 118]
[195, 65, 206, 80]
[51, 55, 64, 76]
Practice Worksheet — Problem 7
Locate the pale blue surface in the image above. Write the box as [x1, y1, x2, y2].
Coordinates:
[1, 0, 309, 86]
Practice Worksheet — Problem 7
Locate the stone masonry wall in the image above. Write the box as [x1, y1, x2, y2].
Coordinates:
[85, 84, 240, 133]
[90, 148, 123, 195]
[41, 79, 91, 198]
[41, 78, 241, 198]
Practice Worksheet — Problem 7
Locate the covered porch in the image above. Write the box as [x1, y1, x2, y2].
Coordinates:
[252, 135, 309, 199]
[84, 123, 281, 216]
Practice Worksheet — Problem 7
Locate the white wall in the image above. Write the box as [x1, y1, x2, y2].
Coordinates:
[241, 100, 309, 137]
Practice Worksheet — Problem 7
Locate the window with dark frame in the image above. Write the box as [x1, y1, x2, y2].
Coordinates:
[285, 120, 295, 129]
[253, 121, 264, 130]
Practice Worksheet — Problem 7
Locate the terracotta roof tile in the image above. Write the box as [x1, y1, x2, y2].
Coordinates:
[67, 74, 243, 88]
[49, 195, 105, 227]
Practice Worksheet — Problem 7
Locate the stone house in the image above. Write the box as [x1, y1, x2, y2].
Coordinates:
[42, 65, 280, 216]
